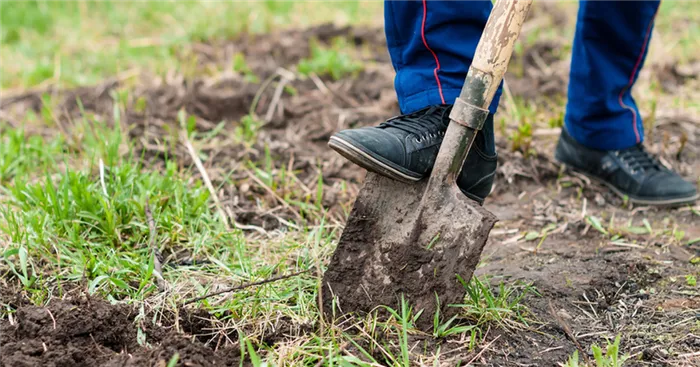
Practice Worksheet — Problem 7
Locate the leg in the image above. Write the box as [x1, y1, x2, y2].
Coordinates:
[384, 0, 501, 116]
[565, 0, 660, 151]
[557, 0, 697, 205]
[328, 1, 500, 204]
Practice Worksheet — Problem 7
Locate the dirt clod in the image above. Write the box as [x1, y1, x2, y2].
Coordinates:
[0, 298, 240, 367]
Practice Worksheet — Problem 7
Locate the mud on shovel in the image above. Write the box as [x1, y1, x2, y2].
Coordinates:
[322, 0, 533, 330]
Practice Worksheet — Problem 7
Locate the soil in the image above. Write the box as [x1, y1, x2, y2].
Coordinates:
[0, 297, 241, 367]
[2, 8, 699, 366]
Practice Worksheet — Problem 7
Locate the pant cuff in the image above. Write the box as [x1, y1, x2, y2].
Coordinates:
[399, 88, 501, 115]
[564, 117, 643, 151]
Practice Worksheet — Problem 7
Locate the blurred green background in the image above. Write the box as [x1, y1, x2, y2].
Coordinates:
[1, 0, 383, 90]
[1, 1, 697, 92]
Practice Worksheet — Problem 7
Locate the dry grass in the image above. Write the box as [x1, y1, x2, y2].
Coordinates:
[1, 2, 699, 366]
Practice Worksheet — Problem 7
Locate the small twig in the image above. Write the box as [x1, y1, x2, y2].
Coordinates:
[315, 245, 325, 334]
[353, 323, 396, 363]
[609, 242, 644, 249]
[250, 72, 280, 117]
[224, 207, 269, 237]
[548, 301, 590, 365]
[490, 228, 519, 236]
[234, 221, 269, 236]
[581, 292, 598, 319]
[538, 346, 564, 354]
[46, 308, 57, 330]
[678, 351, 700, 358]
[466, 335, 501, 365]
[264, 68, 295, 123]
[533, 128, 562, 137]
[269, 213, 301, 230]
[311, 73, 359, 108]
[531, 50, 553, 76]
[581, 223, 591, 236]
[244, 168, 302, 220]
[181, 131, 231, 230]
[264, 77, 290, 123]
[145, 199, 166, 292]
[309, 72, 331, 95]
[183, 269, 311, 305]
[576, 331, 609, 339]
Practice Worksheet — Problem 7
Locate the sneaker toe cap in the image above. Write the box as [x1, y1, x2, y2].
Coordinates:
[332, 128, 406, 165]
[640, 173, 698, 200]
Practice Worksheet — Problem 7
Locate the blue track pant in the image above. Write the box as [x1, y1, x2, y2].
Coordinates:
[384, 0, 660, 151]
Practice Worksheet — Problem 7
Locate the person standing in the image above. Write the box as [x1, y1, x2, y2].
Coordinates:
[329, 1, 697, 206]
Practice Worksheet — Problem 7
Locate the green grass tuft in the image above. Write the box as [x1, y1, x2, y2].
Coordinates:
[0, 126, 65, 184]
[297, 38, 363, 81]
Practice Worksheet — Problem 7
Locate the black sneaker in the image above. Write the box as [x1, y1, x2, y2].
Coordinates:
[328, 105, 497, 205]
[555, 128, 698, 206]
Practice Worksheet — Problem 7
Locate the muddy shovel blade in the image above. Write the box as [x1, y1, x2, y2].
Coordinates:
[322, 0, 533, 330]
[322, 172, 497, 329]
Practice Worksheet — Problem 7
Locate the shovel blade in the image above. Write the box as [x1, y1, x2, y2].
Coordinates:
[322, 172, 497, 330]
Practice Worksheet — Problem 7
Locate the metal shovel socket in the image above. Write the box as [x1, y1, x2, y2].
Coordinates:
[322, 0, 533, 331]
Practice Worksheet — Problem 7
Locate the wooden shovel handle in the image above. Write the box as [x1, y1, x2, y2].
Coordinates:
[430, 0, 533, 188]
[469, 0, 533, 109]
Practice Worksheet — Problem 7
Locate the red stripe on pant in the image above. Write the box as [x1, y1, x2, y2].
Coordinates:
[421, 0, 445, 104]
[618, 8, 658, 144]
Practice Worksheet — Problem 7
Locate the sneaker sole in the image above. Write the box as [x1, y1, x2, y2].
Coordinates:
[556, 159, 699, 207]
[328, 135, 422, 183]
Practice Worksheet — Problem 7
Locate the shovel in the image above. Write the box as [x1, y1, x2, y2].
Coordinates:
[322, 0, 533, 330]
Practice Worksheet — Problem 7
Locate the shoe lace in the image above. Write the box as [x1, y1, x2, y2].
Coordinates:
[379, 105, 450, 142]
[617, 145, 663, 174]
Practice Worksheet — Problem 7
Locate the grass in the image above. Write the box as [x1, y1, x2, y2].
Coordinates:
[581, 213, 695, 249]
[2, 1, 699, 365]
[652, 1, 700, 64]
[0, 126, 65, 184]
[297, 38, 364, 81]
[457, 275, 536, 331]
[1, 114, 234, 303]
[560, 336, 629, 367]
[0, 90, 535, 364]
[0, 0, 382, 90]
